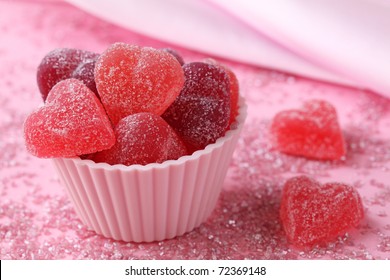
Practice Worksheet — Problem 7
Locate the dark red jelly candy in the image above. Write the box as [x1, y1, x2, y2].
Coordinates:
[161, 48, 185, 65]
[91, 113, 188, 166]
[72, 59, 98, 97]
[24, 79, 115, 158]
[270, 99, 346, 160]
[280, 175, 364, 247]
[162, 62, 231, 152]
[204, 58, 239, 124]
[95, 43, 184, 125]
[37, 48, 99, 100]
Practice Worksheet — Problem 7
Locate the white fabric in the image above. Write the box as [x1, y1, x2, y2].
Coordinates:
[66, 0, 390, 97]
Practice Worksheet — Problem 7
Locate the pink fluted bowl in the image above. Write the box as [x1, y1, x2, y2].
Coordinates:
[52, 97, 247, 242]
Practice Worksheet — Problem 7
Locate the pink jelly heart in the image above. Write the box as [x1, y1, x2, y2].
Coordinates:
[91, 112, 188, 166]
[24, 79, 115, 158]
[95, 43, 185, 125]
[280, 176, 364, 247]
[270, 99, 346, 160]
[37, 48, 99, 100]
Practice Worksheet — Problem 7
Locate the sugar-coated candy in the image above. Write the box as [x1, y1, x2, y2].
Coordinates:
[91, 113, 188, 166]
[162, 62, 231, 153]
[95, 43, 185, 125]
[161, 48, 185, 65]
[280, 175, 364, 247]
[24, 79, 115, 158]
[204, 58, 239, 124]
[37, 48, 99, 100]
[270, 99, 346, 160]
[225, 67, 239, 124]
[71, 59, 98, 97]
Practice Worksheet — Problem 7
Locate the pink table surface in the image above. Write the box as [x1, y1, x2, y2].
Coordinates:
[1, 0, 390, 260]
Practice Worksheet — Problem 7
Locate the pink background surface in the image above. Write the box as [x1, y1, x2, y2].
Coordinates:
[1, 0, 390, 259]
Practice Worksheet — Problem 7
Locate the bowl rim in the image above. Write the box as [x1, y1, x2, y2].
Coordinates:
[56, 96, 247, 171]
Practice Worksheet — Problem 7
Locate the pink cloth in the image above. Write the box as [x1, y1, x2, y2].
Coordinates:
[67, 0, 390, 97]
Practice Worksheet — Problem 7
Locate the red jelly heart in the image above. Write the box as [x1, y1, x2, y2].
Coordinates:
[37, 48, 99, 100]
[225, 67, 239, 124]
[91, 112, 188, 166]
[270, 99, 346, 160]
[204, 58, 239, 125]
[280, 176, 364, 247]
[162, 62, 231, 153]
[24, 79, 115, 158]
[95, 43, 185, 125]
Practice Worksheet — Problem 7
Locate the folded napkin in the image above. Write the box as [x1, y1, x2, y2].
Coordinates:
[66, 0, 390, 98]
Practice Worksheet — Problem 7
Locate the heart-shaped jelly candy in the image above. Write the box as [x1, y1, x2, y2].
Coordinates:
[72, 59, 98, 97]
[162, 62, 231, 153]
[95, 43, 185, 125]
[161, 48, 185, 65]
[24, 79, 115, 158]
[37, 48, 99, 100]
[270, 99, 346, 160]
[280, 176, 364, 247]
[203, 58, 239, 125]
[91, 112, 188, 166]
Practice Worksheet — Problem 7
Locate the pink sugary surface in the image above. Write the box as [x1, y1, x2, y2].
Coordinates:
[1, 0, 389, 259]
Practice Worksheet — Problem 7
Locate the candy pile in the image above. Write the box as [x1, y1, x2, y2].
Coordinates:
[24, 43, 239, 165]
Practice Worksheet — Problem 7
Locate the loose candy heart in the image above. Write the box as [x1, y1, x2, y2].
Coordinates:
[91, 113, 188, 166]
[280, 176, 364, 247]
[162, 62, 231, 153]
[270, 99, 346, 160]
[95, 43, 185, 125]
[37, 48, 99, 100]
[24, 79, 115, 158]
